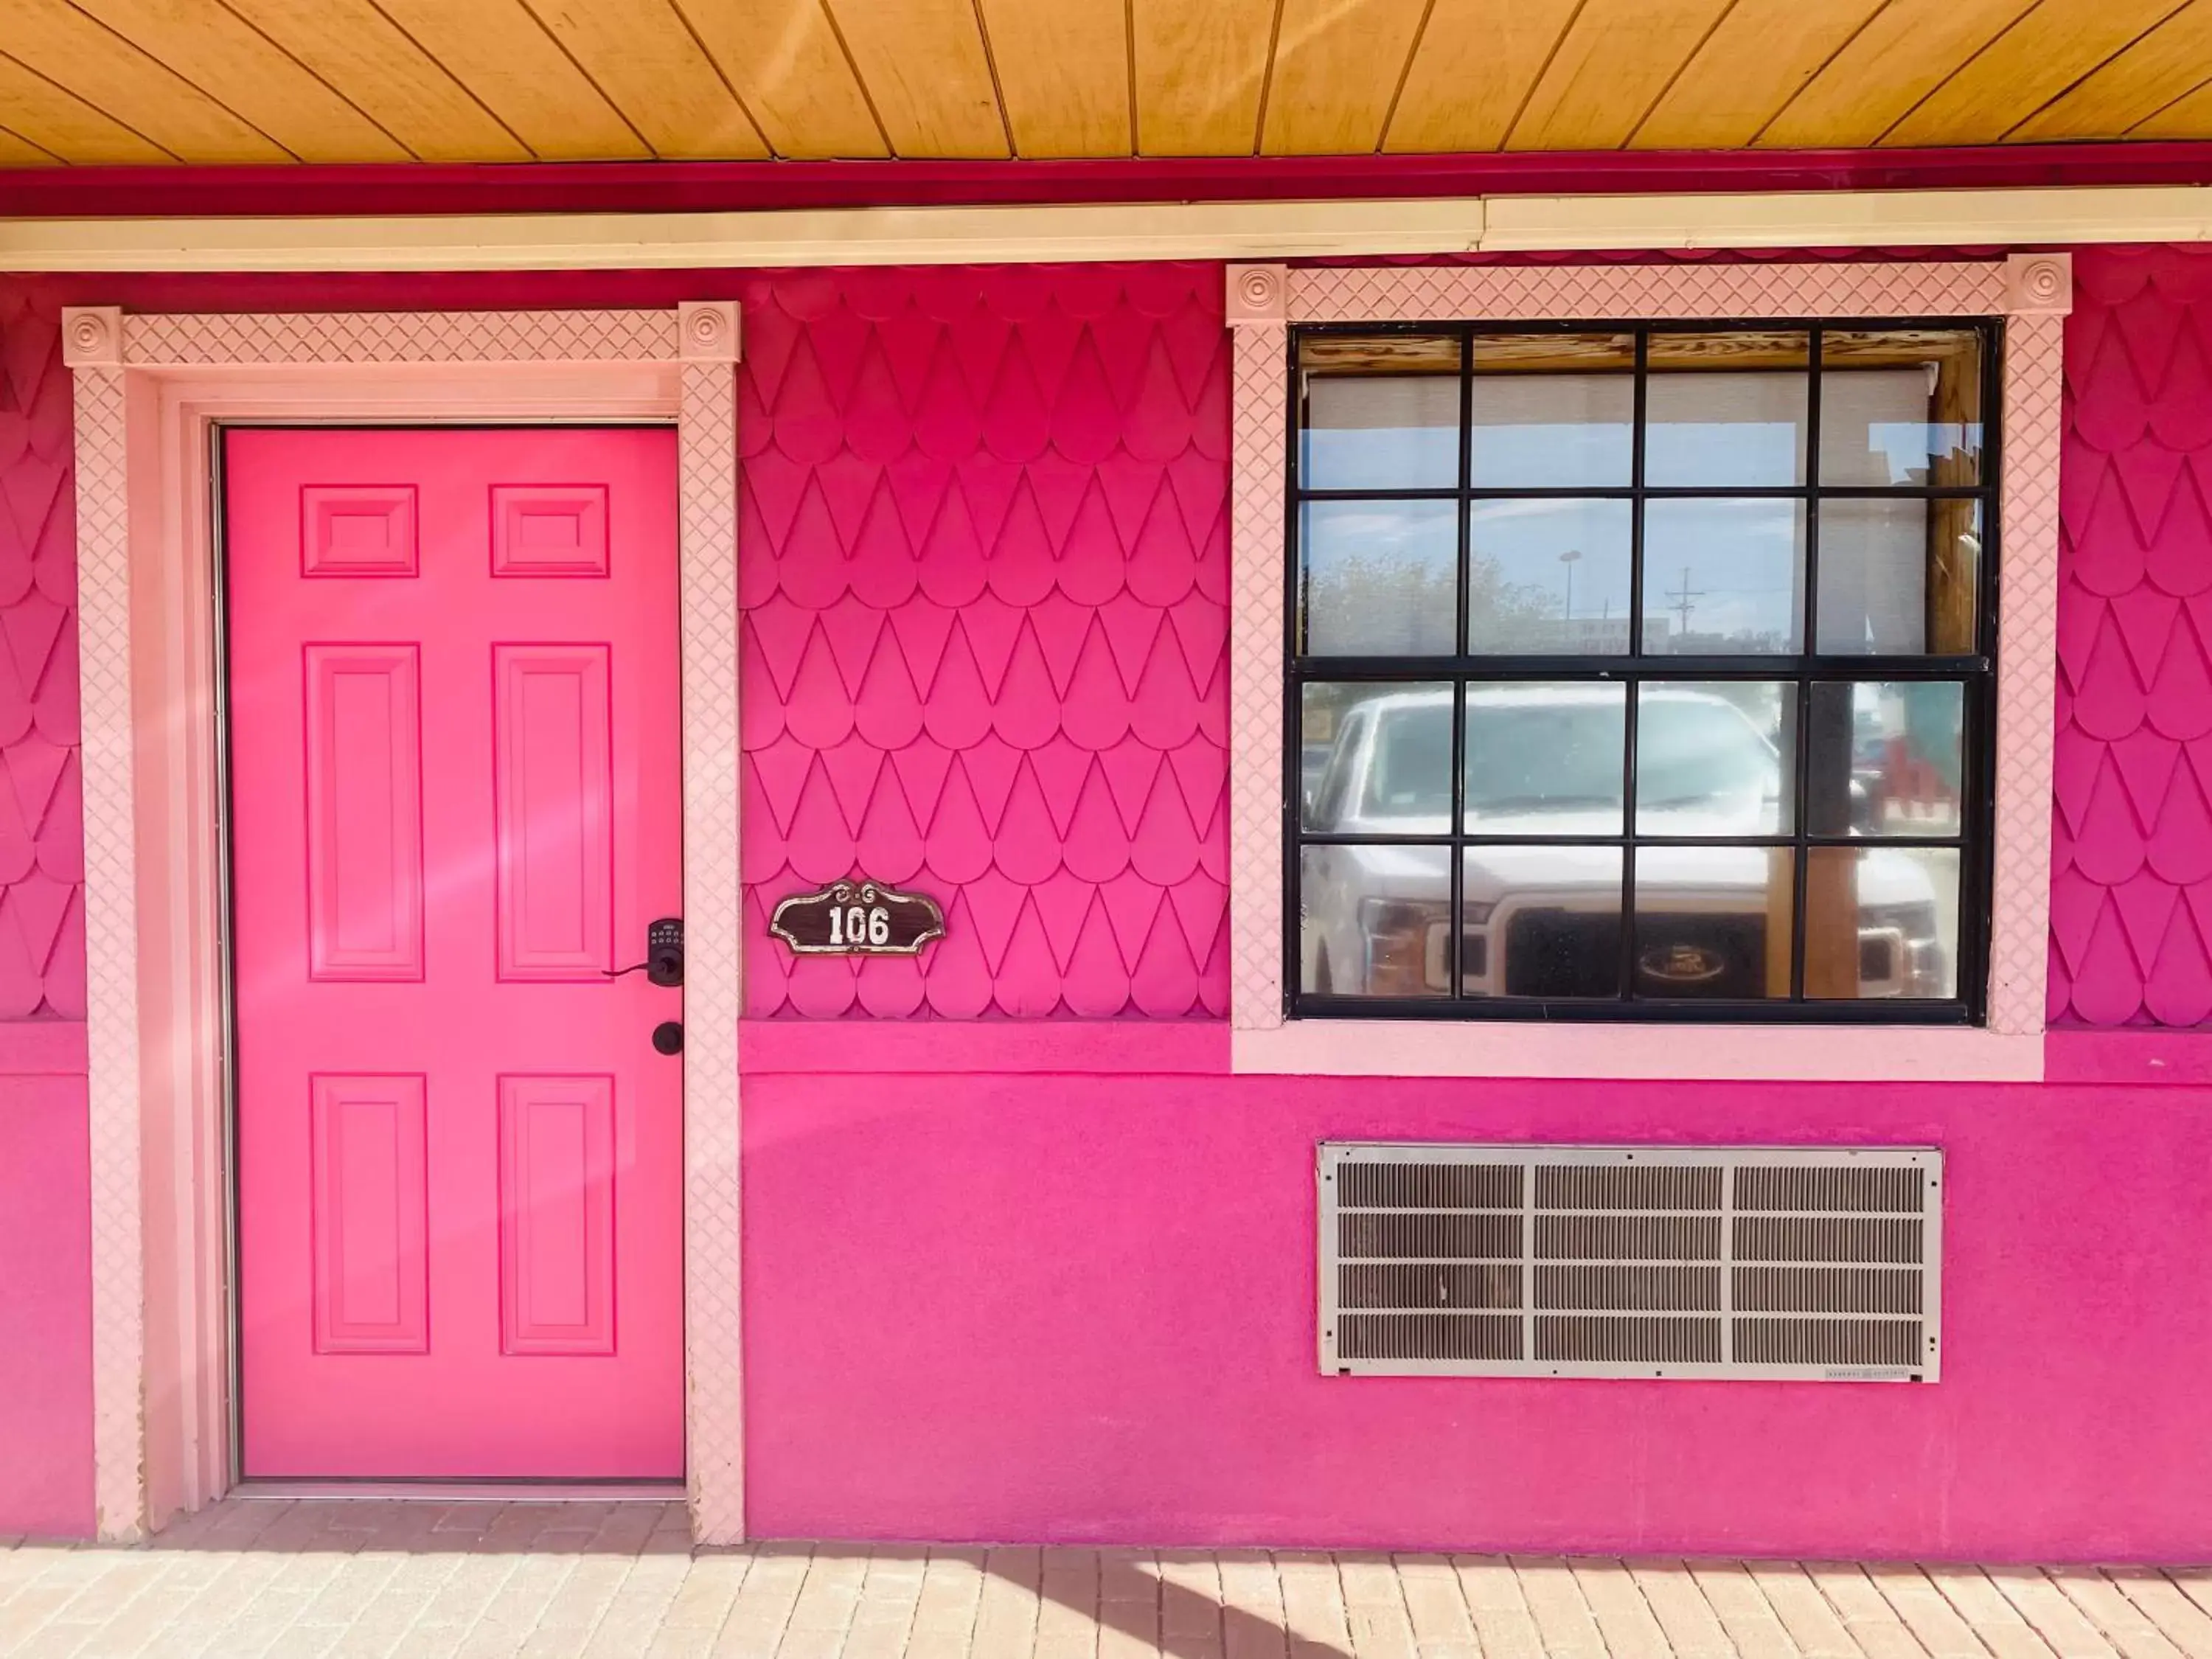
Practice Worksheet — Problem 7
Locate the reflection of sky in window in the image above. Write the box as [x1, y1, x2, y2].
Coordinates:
[1470, 375, 1632, 487]
[1645, 373, 1806, 486]
[1307, 369, 1958, 489]
[1303, 427, 1806, 651]
[1850, 422, 1977, 484]
[1302, 425, 1458, 490]
[1642, 500, 1802, 651]
[1469, 425, 1630, 487]
[1300, 377, 1458, 489]
[1469, 499, 1632, 637]
[1819, 368, 1976, 486]
[1295, 373, 1976, 655]
[1644, 423, 1802, 485]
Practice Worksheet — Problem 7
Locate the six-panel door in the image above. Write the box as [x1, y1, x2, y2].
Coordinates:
[229, 427, 684, 1479]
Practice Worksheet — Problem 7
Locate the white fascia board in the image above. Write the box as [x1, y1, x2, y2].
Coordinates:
[4, 185, 2212, 271]
[1480, 185, 2212, 248]
[0, 198, 1487, 272]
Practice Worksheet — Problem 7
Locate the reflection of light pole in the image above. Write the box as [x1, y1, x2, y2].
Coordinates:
[1559, 548, 1582, 622]
[1667, 565, 1705, 635]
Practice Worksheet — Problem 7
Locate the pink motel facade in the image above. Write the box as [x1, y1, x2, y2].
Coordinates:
[4, 165, 2212, 1559]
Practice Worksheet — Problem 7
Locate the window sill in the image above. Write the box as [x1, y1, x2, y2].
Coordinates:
[1232, 1018, 2042, 1081]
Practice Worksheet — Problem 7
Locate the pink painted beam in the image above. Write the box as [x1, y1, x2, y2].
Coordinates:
[0, 1021, 87, 1074]
[2045, 1027, 2212, 1085]
[7, 142, 2212, 220]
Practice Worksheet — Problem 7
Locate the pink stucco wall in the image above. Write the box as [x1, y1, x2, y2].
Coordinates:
[0, 1073, 93, 1536]
[740, 1045, 2212, 1559]
[4, 250, 2212, 1548]
[0, 286, 92, 1538]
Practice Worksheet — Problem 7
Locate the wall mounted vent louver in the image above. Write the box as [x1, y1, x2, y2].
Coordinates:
[1319, 1144, 1941, 1382]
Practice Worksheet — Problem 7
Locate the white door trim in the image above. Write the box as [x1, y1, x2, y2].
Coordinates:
[58, 304, 745, 1543]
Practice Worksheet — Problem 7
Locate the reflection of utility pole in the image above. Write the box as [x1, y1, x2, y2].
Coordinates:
[1665, 565, 1705, 635]
[1559, 547, 1582, 620]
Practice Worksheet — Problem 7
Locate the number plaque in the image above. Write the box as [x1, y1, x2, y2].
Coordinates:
[768, 878, 947, 957]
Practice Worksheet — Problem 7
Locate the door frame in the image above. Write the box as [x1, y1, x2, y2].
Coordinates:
[58, 303, 745, 1543]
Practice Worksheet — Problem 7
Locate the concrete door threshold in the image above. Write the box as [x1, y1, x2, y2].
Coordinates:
[226, 1478, 686, 1503]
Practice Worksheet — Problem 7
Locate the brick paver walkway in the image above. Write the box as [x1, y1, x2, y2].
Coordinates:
[1, 1500, 2207, 1659]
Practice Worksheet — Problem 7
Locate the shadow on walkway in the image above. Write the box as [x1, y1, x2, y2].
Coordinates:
[130, 1497, 1352, 1658]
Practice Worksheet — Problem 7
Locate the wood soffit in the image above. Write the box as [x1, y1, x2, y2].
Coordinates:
[9, 0, 2212, 170]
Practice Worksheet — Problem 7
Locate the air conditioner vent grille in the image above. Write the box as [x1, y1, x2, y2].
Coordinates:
[1320, 1144, 1941, 1382]
[1534, 1164, 1722, 1211]
[1733, 1266, 1921, 1315]
[1339, 1162, 1523, 1208]
[1734, 1217, 1923, 1263]
[1732, 1317, 1922, 1368]
[1735, 1165, 1923, 1212]
[1535, 1265, 1721, 1312]
[1338, 1312, 1519, 1361]
[1340, 1213, 1519, 1260]
[1339, 1264, 1520, 1310]
[1535, 1214, 1722, 1260]
[1536, 1315, 1721, 1364]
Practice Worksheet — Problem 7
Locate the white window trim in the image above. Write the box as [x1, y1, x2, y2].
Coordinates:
[1223, 257, 2070, 1082]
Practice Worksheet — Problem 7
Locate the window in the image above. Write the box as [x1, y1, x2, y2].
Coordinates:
[1289, 322, 1996, 1023]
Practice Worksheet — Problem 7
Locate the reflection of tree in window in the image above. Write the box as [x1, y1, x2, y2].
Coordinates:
[1305, 550, 1558, 659]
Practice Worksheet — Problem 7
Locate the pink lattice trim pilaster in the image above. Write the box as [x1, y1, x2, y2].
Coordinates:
[65, 307, 147, 1541]
[1228, 260, 2065, 1066]
[1989, 308, 2065, 1034]
[677, 334, 745, 1545]
[1227, 271, 1288, 1032]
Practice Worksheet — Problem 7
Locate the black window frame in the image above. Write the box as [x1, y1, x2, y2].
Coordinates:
[1283, 316, 2003, 1026]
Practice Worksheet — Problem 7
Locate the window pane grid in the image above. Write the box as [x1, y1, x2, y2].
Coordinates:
[1300, 835, 1968, 848]
[1290, 659, 1989, 677]
[1622, 329, 1648, 991]
[1792, 330, 1822, 996]
[1298, 486, 1993, 499]
[1287, 319, 1997, 1022]
[1452, 333, 1472, 998]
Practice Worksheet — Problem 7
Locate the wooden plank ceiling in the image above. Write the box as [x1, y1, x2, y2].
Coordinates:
[1, 0, 2211, 166]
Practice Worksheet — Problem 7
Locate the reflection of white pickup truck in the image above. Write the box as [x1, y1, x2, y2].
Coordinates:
[1299, 686, 1947, 1001]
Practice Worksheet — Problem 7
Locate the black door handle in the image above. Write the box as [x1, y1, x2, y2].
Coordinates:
[602, 919, 684, 986]
[652, 1021, 684, 1055]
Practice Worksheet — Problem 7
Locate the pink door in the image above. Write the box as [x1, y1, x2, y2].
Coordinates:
[228, 427, 684, 1480]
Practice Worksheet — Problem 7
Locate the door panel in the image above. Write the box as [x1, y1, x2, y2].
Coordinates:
[493, 644, 614, 981]
[498, 1074, 618, 1357]
[302, 644, 423, 981]
[229, 426, 684, 1480]
[308, 1074, 428, 1356]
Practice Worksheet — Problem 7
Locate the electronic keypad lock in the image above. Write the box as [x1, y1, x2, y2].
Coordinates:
[602, 917, 685, 987]
[644, 917, 684, 987]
